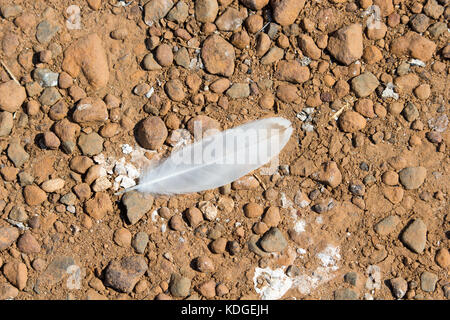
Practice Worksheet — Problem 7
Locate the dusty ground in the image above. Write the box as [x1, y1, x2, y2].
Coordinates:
[0, 0, 448, 300]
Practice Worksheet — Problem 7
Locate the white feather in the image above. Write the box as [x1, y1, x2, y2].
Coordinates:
[119, 117, 293, 195]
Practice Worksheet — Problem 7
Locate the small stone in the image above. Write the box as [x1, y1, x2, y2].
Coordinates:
[39, 87, 62, 106]
[195, 0, 218, 23]
[0, 111, 14, 136]
[195, 256, 215, 273]
[395, 74, 419, 94]
[17, 231, 41, 254]
[245, 14, 264, 33]
[382, 171, 399, 186]
[41, 178, 65, 193]
[420, 271, 438, 292]
[23, 185, 47, 206]
[399, 167, 427, 190]
[72, 97, 108, 123]
[276, 83, 298, 103]
[62, 34, 109, 88]
[144, 0, 174, 26]
[313, 161, 342, 188]
[390, 277, 408, 299]
[36, 20, 60, 44]
[49, 101, 68, 121]
[256, 33, 271, 57]
[363, 45, 383, 64]
[169, 274, 191, 297]
[262, 207, 280, 227]
[0, 226, 19, 251]
[104, 256, 148, 293]
[78, 132, 104, 156]
[338, 111, 366, 133]
[410, 14, 430, 33]
[210, 238, 227, 254]
[390, 32, 436, 62]
[85, 192, 113, 220]
[1, 5, 23, 19]
[142, 53, 162, 71]
[401, 219, 427, 254]
[435, 248, 449, 269]
[374, 215, 400, 235]
[132, 232, 149, 254]
[334, 288, 359, 300]
[201, 35, 235, 77]
[231, 30, 250, 49]
[344, 272, 358, 286]
[351, 72, 379, 97]
[327, 24, 363, 65]
[185, 207, 203, 227]
[198, 201, 217, 221]
[0, 81, 27, 112]
[0, 283, 19, 300]
[383, 186, 404, 204]
[271, 0, 305, 26]
[167, 1, 189, 23]
[197, 280, 216, 298]
[114, 228, 132, 247]
[165, 79, 185, 101]
[135, 116, 168, 150]
[3, 261, 27, 290]
[243, 203, 264, 218]
[70, 156, 94, 174]
[215, 7, 244, 31]
[41, 132, 61, 150]
[275, 60, 310, 84]
[261, 47, 284, 65]
[226, 83, 250, 99]
[259, 227, 287, 252]
[155, 44, 173, 67]
[122, 191, 154, 225]
[186, 115, 221, 138]
[298, 34, 321, 60]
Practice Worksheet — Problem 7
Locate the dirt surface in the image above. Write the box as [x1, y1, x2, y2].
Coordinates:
[0, 0, 449, 300]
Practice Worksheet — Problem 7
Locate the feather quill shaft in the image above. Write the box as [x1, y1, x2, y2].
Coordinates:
[118, 117, 293, 195]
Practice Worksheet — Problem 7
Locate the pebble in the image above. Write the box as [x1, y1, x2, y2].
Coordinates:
[3, 261, 27, 290]
[70, 156, 94, 174]
[410, 14, 430, 33]
[261, 47, 284, 65]
[198, 201, 218, 221]
[197, 280, 216, 298]
[186, 115, 220, 137]
[382, 171, 399, 186]
[36, 20, 60, 44]
[420, 271, 438, 292]
[185, 207, 203, 227]
[435, 248, 449, 269]
[243, 203, 263, 218]
[23, 185, 47, 206]
[231, 30, 250, 49]
[1, 5, 23, 19]
[351, 72, 379, 97]
[259, 227, 287, 253]
[132, 232, 149, 254]
[298, 34, 321, 60]
[114, 228, 132, 247]
[390, 32, 436, 62]
[313, 161, 342, 188]
[344, 272, 358, 286]
[201, 35, 235, 77]
[195, 0, 218, 23]
[226, 83, 250, 99]
[39, 87, 62, 106]
[245, 14, 264, 33]
[49, 101, 68, 121]
[38, 255, 75, 286]
[276, 83, 298, 103]
[383, 186, 404, 204]
[110, 28, 128, 40]
[262, 207, 280, 227]
[62, 34, 109, 88]
[122, 191, 154, 225]
[17, 231, 41, 254]
[142, 53, 162, 71]
[402, 102, 419, 122]
[144, 0, 174, 26]
[155, 44, 173, 67]
[0, 81, 26, 112]
[390, 277, 408, 299]
[334, 288, 359, 300]
[135, 116, 168, 150]
[275, 60, 310, 84]
[165, 79, 185, 101]
[327, 23, 363, 65]
[0, 283, 19, 300]
[271, 0, 305, 26]
[401, 219, 427, 254]
[78, 132, 104, 156]
[256, 33, 271, 57]
[374, 215, 400, 235]
[195, 256, 215, 273]
[84, 192, 113, 220]
[104, 256, 148, 293]
[167, 1, 189, 23]
[72, 97, 108, 123]
[399, 167, 427, 190]
[41, 178, 65, 193]
[169, 274, 191, 297]
[210, 238, 227, 254]
[241, 0, 269, 10]
[0, 111, 13, 137]
[338, 111, 366, 133]
[215, 7, 244, 31]
[0, 226, 19, 251]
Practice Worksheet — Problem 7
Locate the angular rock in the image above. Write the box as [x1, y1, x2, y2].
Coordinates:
[17, 231, 41, 254]
[420, 271, 438, 292]
[122, 191, 154, 225]
[259, 227, 287, 252]
[215, 8, 244, 31]
[78, 132, 104, 156]
[351, 72, 379, 98]
[169, 274, 191, 297]
[389, 277, 407, 299]
[401, 219, 427, 254]
[36, 20, 60, 44]
[275, 60, 310, 84]
[72, 97, 108, 123]
[0, 111, 13, 137]
[144, 0, 174, 26]
[226, 83, 250, 99]
[104, 256, 147, 293]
